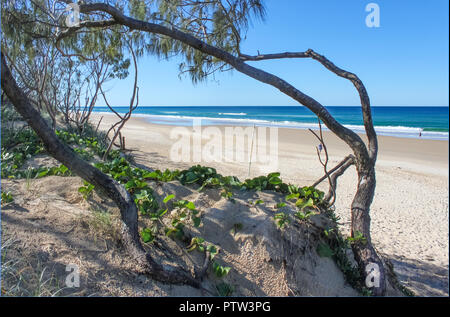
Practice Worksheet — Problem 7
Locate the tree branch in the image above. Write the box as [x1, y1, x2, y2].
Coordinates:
[312, 154, 355, 188]
[323, 155, 355, 203]
[50, 1, 385, 295]
[63, 2, 371, 172]
[239, 51, 309, 61]
[304, 49, 378, 163]
[308, 119, 336, 206]
[239, 48, 377, 163]
[55, 19, 118, 61]
[1, 50, 200, 288]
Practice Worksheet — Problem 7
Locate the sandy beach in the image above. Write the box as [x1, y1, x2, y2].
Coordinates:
[89, 112, 449, 296]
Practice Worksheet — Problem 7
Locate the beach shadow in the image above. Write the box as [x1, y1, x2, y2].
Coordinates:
[388, 255, 449, 296]
[131, 162, 155, 172]
[2, 211, 199, 296]
[133, 151, 166, 162]
[1, 203, 30, 213]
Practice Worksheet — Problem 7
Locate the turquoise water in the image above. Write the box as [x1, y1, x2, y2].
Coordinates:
[92, 106, 449, 140]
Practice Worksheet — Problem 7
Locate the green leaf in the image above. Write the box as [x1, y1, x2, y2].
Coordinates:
[187, 236, 205, 252]
[195, 237, 205, 244]
[187, 244, 197, 252]
[171, 218, 180, 227]
[185, 171, 199, 184]
[163, 194, 175, 203]
[186, 201, 196, 210]
[143, 171, 158, 179]
[158, 208, 168, 217]
[213, 262, 231, 278]
[317, 243, 334, 258]
[179, 211, 187, 221]
[174, 200, 187, 208]
[140, 228, 154, 243]
[125, 180, 136, 190]
[37, 170, 49, 178]
[149, 213, 159, 221]
[303, 198, 314, 208]
[294, 210, 316, 221]
[216, 282, 234, 297]
[221, 266, 231, 276]
[59, 165, 69, 174]
[192, 216, 201, 227]
[134, 189, 149, 200]
[275, 202, 286, 209]
[1, 191, 14, 204]
[274, 212, 290, 228]
[346, 231, 368, 245]
[268, 173, 282, 185]
[165, 227, 179, 237]
[135, 180, 148, 189]
[207, 245, 218, 260]
[285, 193, 300, 201]
[232, 223, 243, 234]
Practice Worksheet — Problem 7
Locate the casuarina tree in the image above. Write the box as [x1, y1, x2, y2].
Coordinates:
[1, 0, 385, 295]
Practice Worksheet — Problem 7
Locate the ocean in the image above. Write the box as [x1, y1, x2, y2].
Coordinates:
[92, 106, 449, 140]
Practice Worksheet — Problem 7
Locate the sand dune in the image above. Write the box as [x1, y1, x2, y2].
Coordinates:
[90, 112, 449, 296]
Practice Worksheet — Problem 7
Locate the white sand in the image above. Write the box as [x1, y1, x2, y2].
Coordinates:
[91, 113, 449, 296]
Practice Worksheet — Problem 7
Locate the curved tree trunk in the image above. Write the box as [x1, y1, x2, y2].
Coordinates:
[1, 51, 200, 288]
[57, 2, 386, 295]
[351, 166, 385, 296]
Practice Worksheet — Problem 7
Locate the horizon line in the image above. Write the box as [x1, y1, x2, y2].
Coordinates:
[92, 105, 450, 108]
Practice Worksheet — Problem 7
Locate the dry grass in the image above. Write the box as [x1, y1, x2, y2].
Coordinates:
[78, 208, 121, 243]
[1, 237, 67, 297]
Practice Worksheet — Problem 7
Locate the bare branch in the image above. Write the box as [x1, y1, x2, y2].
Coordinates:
[312, 154, 355, 188]
[239, 48, 377, 163]
[239, 51, 309, 61]
[1, 49, 200, 289]
[102, 36, 140, 160]
[309, 119, 336, 206]
[324, 155, 355, 203]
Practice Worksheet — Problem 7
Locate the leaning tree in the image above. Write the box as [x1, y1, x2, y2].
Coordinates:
[1, 0, 385, 295]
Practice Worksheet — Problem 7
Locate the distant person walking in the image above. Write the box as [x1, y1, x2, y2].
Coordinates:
[419, 128, 423, 137]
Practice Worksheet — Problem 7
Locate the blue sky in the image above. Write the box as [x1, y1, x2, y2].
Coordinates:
[100, 0, 449, 107]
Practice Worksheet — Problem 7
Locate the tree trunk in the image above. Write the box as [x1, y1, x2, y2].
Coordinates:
[351, 165, 385, 296]
[56, 2, 387, 294]
[1, 51, 199, 288]
[62, 3, 375, 164]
